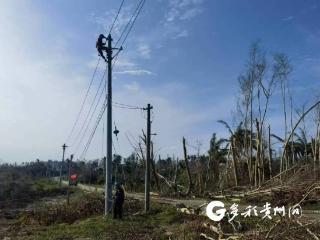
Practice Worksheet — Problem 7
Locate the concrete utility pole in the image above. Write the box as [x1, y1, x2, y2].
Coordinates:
[144, 104, 153, 212]
[105, 34, 122, 215]
[59, 144, 67, 187]
[67, 154, 73, 205]
[103, 156, 106, 181]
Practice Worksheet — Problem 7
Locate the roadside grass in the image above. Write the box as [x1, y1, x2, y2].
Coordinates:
[0, 178, 68, 210]
[33, 179, 63, 192]
[21, 204, 212, 240]
[9, 192, 212, 240]
[5, 189, 313, 240]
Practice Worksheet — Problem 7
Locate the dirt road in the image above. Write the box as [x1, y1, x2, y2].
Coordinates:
[59, 180, 208, 208]
[58, 180, 319, 219]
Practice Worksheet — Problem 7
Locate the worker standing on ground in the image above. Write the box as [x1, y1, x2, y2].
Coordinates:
[113, 182, 125, 219]
[96, 34, 108, 62]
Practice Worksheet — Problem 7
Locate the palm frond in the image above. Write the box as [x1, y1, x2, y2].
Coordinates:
[217, 120, 233, 136]
[271, 133, 284, 143]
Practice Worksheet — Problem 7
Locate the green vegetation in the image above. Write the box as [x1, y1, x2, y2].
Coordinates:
[4, 191, 306, 240]
[0, 174, 66, 210]
[22, 206, 184, 240]
[4, 192, 211, 240]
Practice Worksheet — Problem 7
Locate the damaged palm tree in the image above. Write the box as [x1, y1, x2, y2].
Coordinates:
[206, 133, 228, 190]
[217, 120, 246, 187]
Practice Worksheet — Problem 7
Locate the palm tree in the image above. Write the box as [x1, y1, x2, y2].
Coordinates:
[206, 133, 228, 188]
[272, 130, 312, 165]
[217, 120, 247, 186]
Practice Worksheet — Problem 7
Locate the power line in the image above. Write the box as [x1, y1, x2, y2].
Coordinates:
[112, 0, 146, 73]
[78, 99, 144, 159]
[115, 0, 146, 47]
[112, 101, 144, 110]
[71, 70, 106, 148]
[71, 0, 147, 160]
[120, 0, 146, 47]
[74, 81, 106, 156]
[109, 0, 126, 35]
[79, 97, 108, 159]
[114, 0, 143, 47]
[65, 0, 125, 146]
[80, 100, 106, 160]
[113, 105, 141, 110]
[65, 58, 101, 144]
[112, 141, 117, 155]
[112, 101, 142, 108]
[151, 108, 155, 123]
[76, 97, 145, 158]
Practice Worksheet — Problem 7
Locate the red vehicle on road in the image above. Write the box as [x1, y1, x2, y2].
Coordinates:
[69, 174, 78, 186]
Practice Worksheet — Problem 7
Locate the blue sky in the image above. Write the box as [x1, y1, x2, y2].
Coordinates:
[0, 0, 320, 163]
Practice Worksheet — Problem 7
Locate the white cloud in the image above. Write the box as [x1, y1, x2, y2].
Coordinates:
[114, 69, 153, 76]
[173, 29, 189, 39]
[91, 0, 204, 74]
[180, 8, 203, 20]
[107, 82, 234, 159]
[0, 1, 100, 163]
[1, 0, 234, 164]
[161, 0, 204, 41]
[138, 44, 151, 59]
[91, 4, 156, 77]
[166, 0, 204, 22]
[0, 0, 233, 163]
[114, 57, 137, 69]
[90, 5, 133, 39]
[124, 81, 140, 91]
[283, 16, 294, 21]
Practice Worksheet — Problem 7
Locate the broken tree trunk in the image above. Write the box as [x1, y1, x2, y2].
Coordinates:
[268, 125, 272, 180]
[156, 172, 185, 191]
[183, 137, 193, 195]
[150, 142, 161, 193]
[281, 101, 320, 169]
[230, 137, 239, 187]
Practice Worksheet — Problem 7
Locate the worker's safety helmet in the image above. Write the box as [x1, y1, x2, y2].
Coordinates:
[99, 34, 104, 38]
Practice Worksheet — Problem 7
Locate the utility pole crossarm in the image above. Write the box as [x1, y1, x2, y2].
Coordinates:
[111, 46, 123, 60]
[143, 106, 153, 111]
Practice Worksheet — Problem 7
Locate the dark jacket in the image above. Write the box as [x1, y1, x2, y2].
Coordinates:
[96, 34, 106, 49]
[114, 187, 125, 205]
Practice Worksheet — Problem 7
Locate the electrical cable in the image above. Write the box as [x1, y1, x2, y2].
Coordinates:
[109, 0, 126, 35]
[74, 80, 106, 156]
[79, 96, 108, 159]
[65, 58, 101, 144]
[114, 0, 146, 47]
[71, 70, 106, 148]
[120, 0, 146, 47]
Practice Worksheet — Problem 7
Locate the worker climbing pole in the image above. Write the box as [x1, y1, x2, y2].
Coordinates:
[96, 33, 122, 215]
[63, 0, 146, 216]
